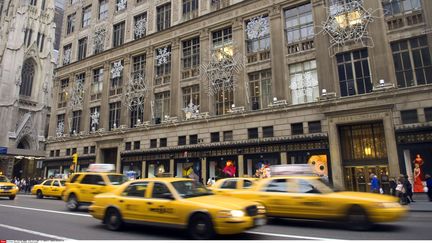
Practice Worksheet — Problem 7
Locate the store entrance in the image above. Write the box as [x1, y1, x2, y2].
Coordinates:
[344, 166, 389, 192]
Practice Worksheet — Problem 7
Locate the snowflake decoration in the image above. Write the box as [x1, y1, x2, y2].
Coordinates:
[134, 18, 147, 39]
[69, 80, 85, 109]
[200, 43, 244, 96]
[124, 72, 148, 111]
[182, 98, 200, 119]
[111, 61, 124, 79]
[116, 0, 127, 11]
[56, 121, 64, 137]
[318, 0, 383, 56]
[63, 48, 71, 65]
[93, 27, 106, 53]
[90, 110, 100, 129]
[155, 47, 171, 66]
[246, 16, 270, 40]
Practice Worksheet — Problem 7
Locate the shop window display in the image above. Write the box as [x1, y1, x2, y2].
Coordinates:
[208, 159, 238, 180]
[148, 161, 168, 178]
[122, 164, 141, 180]
[178, 162, 200, 182]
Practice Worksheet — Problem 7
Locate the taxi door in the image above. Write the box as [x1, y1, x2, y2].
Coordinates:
[79, 174, 106, 202]
[213, 179, 238, 195]
[144, 182, 179, 225]
[118, 181, 150, 221]
[41, 180, 53, 196]
[50, 180, 62, 197]
[258, 178, 293, 217]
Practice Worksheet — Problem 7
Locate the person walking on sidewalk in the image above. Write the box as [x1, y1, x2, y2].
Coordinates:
[426, 174, 432, 202]
[404, 175, 415, 203]
[370, 173, 380, 193]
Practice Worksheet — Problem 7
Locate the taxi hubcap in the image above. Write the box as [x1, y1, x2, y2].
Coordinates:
[196, 222, 206, 232]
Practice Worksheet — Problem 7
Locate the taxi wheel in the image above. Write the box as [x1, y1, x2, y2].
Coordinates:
[67, 194, 79, 211]
[188, 214, 215, 240]
[345, 206, 371, 231]
[9, 196, 15, 200]
[104, 208, 123, 231]
[36, 190, 43, 199]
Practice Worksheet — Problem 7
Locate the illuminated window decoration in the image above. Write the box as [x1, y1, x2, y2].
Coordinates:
[63, 48, 71, 65]
[155, 47, 171, 66]
[110, 60, 124, 79]
[318, 0, 383, 56]
[93, 27, 106, 53]
[90, 110, 100, 129]
[290, 70, 319, 105]
[182, 98, 200, 120]
[200, 43, 245, 96]
[69, 80, 85, 109]
[56, 121, 64, 137]
[124, 72, 148, 111]
[116, 0, 127, 11]
[246, 15, 270, 40]
[134, 18, 147, 39]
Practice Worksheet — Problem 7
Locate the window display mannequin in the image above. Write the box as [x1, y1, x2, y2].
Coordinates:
[413, 163, 424, 193]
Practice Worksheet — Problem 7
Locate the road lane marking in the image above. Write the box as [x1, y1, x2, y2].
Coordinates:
[246, 231, 344, 241]
[0, 204, 91, 217]
[0, 223, 75, 240]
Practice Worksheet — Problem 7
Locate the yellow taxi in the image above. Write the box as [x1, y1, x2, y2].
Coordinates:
[0, 175, 18, 200]
[63, 171, 128, 211]
[31, 179, 66, 199]
[223, 175, 407, 230]
[89, 177, 266, 239]
[209, 178, 257, 195]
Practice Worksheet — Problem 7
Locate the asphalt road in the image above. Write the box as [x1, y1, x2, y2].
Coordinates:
[0, 194, 431, 240]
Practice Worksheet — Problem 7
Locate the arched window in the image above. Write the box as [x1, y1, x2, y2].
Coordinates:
[20, 59, 36, 97]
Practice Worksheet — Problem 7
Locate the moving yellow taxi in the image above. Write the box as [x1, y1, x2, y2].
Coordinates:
[31, 179, 66, 199]
[0, 175, 18, 200]
[223, 175, 407, 230]
[209, 178, 257, 195]
[89, 178, 266, 239]
[63, 172, 128, 211]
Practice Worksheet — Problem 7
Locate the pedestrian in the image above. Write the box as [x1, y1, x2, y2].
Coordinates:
[370, 173, 380, 193]
[404, 175, 414, 203]
[207, 177, 216, 187]
[396, 178, 406, 204]
[389, 178, 397, 196]
[425, 174, 432, 202]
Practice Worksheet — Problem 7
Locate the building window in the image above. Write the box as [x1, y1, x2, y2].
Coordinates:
[57, 114, 65, 134]
[383, 0, 422, 16]
[157, 3, 171, 31]
[308, 121, 322, 133]
[223, 131, 233, 141]
[263, 126, 273, 138]
[154, 46, 171, 85]
[98, 0, 108, 20]
[71, 110, 82, 134]
[182, 37, 200, 75]
[24, 28, 33, 47]
[160, 138, 167, 147]
[154, 91, 170, 124]
[72, 148, 77, 154]
[83, 146, 89, 154]
[215, 86, 234, 116]
[90, 146, 96, 153]
[182, 85, 199, 108]
[134, 12, 147, 39]
[66, 148, 71, 156]
[401, 109, 418, 124]
[63, 44, 72, 65]
[132, 54, 146, 81]
[211, 132, 220, 143]
[113, 22, 125, 48]
[89, 106, 100, 131]
[210, 0, 229, 10]
[109, 102, 121, 130]
[291, 123, 304, 135]
[134, 141, 140, 150]
[246, 16, 270, 54]
[67, 13, 76, 35]
[130, 102, 144, 128]
[284, 3, 314, 52]
[116, 0, 127, 11]
[391, 36, 432, 88]
[92, 68, 103, 97]
[82, 5, 91, 28]
[78, 37, 87, 61]
[30, 0, 37, 6]
[249, 70, 272, 110]
[55, 150, 60, 157]
[248, 128, 259, 139]
[190, 134, 198, 144]
[149, 139, 157, 148]
[178, 136, 186, 146]
[182, 0, 198, 19]
[50, 150, 54, 157]
[41, 0, 46, 10]
[20, 59, 36, 97]
[125, 142, 131, 151]
[425, 108, 432, 122]
[110, 61, 123, 90]
[289, 60, 319, 104]
[37, 33, 45, 52]
[58, 79, 69, 108]
[336, 49, 372, 97]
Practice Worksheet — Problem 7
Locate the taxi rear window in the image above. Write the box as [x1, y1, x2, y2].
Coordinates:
[107, 175, 128, 185]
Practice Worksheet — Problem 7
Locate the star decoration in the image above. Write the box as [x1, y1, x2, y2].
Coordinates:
[116, 0, 127, 11]
[69, 79, 85, 109]
[111, 61, 124, 79]
[155, 47, 171, 66]
[246, 15, 270, 40]
[124, 72, 148, 111]
[182, 98, 200, 119]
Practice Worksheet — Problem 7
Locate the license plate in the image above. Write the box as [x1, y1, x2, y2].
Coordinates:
[254, 218, 266, 226]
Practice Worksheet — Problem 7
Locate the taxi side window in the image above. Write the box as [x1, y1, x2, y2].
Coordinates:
[297, 179, 320, 194]
[43, 180, 52, 186]
[123, 182, 148, 197]
[80, 175, 105, 185]
[53, 181, 60, 187]
[243, 180, 253, 189]
[221, 180, 237, 189]
[265, 179, 287, 192]
[69, 174, 81, 183]
[152, 183, 172, 199]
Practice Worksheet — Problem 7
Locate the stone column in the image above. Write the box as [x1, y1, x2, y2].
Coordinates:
[238, 155, 244, 177]
[82, 68, 92, 132]
[48, 78, 60, 137]
[383, 114, 400, 178]
[201, 158, 207, 184]
[116, 148, 121, 173]
[232, 18, 246, 108]
[280, 152, 287, 164]
[142, 161, 146, 178]
[328, 120, 344, 189]
[100, 61, 111, 130]
[144, 48, 154, 122]
[121, 56, 131, 126]
[199, 29, 210, 114]
[170, 39, 181, 117]
[170, 159, 175, 175]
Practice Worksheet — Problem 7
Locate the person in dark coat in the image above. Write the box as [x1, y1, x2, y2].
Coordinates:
[389, 178, 397, 196]
[425, 174, 432, 202]
[370, 173, 380, 193]
[404, 175, 414, 202]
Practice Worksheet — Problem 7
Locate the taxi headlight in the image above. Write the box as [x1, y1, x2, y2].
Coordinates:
[376, 202, 401, 208]
[13, 186, 18, 190]
[257, 205, 266, 214]
[218, 210, 245, 218]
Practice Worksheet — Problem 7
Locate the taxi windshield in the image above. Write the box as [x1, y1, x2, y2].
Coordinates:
[0, 176, 9, 183]
[306, 178, 334, 194]
[108, 175, 128, 185]
[172, 180, 213, 198]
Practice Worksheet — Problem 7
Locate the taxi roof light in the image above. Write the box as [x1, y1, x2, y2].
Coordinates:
[270, 164, 318, 177]
[87, 164, 116, 173]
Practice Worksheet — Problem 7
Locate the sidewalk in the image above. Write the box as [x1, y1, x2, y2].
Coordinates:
[407, 193, 432, 212]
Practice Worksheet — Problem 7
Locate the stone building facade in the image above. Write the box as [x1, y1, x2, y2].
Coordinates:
[0, 0, 63, 178]
[45, 0, 432, 191]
